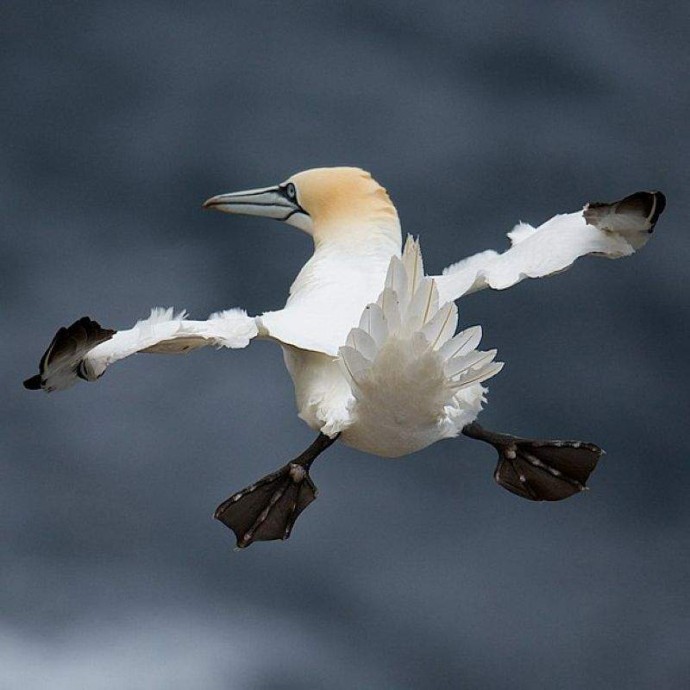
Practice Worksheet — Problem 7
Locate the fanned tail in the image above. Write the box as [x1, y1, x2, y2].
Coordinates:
[338, 237, 503, 457]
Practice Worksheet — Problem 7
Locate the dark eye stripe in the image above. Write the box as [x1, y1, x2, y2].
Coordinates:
[278, 183, 309, 219]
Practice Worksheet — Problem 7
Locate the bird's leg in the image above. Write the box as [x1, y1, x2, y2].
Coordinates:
[462, 422, 603, 501]
[214, 433, 339, 548]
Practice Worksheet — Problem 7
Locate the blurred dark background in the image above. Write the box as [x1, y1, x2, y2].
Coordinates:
[2, 2, 689, 688]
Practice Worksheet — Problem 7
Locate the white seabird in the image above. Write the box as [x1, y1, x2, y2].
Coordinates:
[24, 167, 665, 547]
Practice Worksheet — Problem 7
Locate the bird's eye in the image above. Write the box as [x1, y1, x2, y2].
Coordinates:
[285, 183, 296, 200]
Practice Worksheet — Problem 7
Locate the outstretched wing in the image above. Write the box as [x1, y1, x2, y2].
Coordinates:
[434, 190, 665, 303]
[24, 307, 259, 392]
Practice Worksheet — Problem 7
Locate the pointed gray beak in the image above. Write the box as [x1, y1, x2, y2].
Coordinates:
[203, 184, 301, 222]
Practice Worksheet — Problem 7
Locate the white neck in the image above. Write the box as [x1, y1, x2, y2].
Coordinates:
[280, 215, 401, 350]
[312, 217, 401, 257]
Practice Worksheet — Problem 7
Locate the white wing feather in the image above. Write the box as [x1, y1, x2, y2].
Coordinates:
[434, 191, 664, 303]
[30, 307, 259, 392]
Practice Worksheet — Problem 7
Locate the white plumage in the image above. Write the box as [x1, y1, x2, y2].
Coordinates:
[27, 167, 662, 462]
[435, 202, 659, 302]
[25, 167, 664, 549]
[338, 237, 501, 456]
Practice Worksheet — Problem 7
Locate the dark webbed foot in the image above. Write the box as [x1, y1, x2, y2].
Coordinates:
[214, 462, 318, 548]
[214, 433, 338, 548]
[462, 422, 603, 501]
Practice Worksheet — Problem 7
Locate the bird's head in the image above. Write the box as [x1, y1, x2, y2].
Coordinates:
[203, 167, 400, 246]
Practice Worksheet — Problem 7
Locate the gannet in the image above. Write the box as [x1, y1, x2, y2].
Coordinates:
[24, 167, 665, 548]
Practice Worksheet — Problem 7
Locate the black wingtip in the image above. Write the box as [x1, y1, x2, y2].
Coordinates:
[24, 316, 116, 393]
[23, 374, 42, 390]
[584, 189, 666, 234]
[615, 190, 666, 229]
[649, 190, 666, 226]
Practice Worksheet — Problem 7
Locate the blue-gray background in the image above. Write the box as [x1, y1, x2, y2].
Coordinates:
[2, 2, 689, 688]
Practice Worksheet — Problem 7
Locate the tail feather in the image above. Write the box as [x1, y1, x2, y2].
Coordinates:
[449, 361, 505, 391]
[357, 303, 388, 348]
[438, 325, 483, 361]
[339, 345, 372, 384]
[339, 237, 503, 444]
[445, 348, 498, 380]
[383, 255, 408, 302]
[421, 301, 458, 350]
[403, 277, 439, 335]
[401, 236, 424, 296]
[344, 328, 377, 362]
[376, 287, 402, 334]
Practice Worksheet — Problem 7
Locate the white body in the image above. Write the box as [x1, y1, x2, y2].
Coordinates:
[276, 238, 497, 456]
